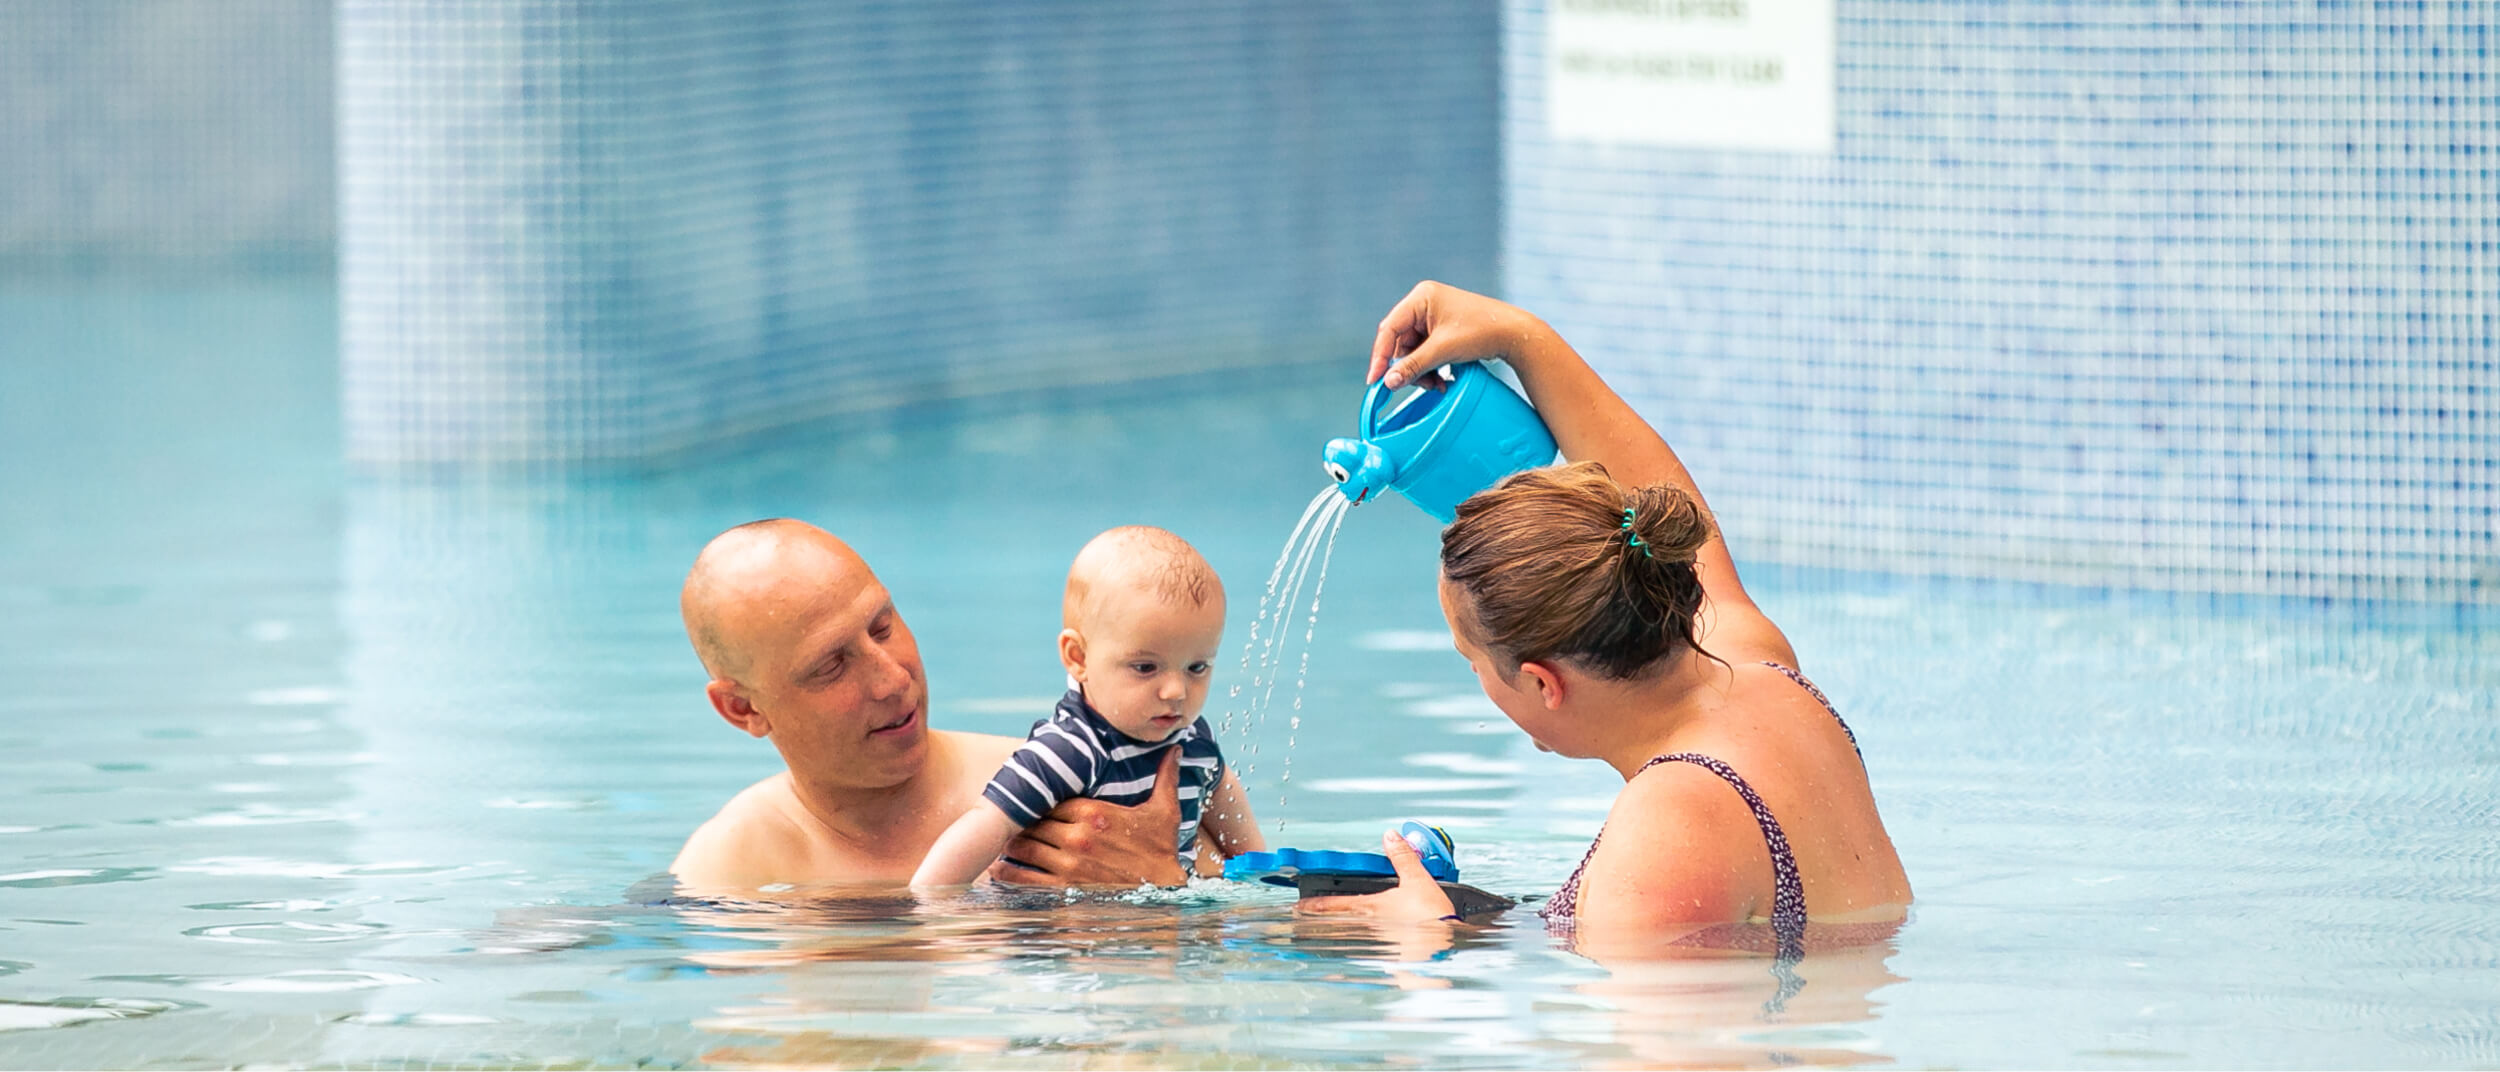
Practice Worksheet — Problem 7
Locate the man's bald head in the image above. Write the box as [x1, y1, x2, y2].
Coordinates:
[682, 519, 867, 681]
[1062, 525, 1221, 629]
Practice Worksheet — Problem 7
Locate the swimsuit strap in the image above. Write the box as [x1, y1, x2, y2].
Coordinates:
[1763, 661, 1859, 759]
[1542, 753, 1807, 961]
[1636, 753, 1808, 961]
[1541, 844, 1594, 927]
[1545, 664, 1855, 961]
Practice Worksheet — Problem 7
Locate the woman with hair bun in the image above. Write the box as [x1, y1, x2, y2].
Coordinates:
[1302, 282, 1911, 956]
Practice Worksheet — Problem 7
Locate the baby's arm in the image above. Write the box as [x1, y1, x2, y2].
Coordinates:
[912, 803, 1027, 889]
[1198, 767, 1267, 857]
[927, 729, 1095, 888]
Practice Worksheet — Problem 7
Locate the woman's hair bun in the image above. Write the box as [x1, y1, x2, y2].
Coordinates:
[1623, 483, 1714, 564]
[1440, 461, 1718, 680]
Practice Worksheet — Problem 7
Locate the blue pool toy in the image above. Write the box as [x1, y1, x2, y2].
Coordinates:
[1322, 362, 1558, 523]
[1224, 821, 1513, 917]
[1225, 821, 1462, 886]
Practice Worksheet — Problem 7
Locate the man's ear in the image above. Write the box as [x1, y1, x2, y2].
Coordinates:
[706, 679, 770, 739]
[1517, 660, 1567, 710]
[1057, 628, 1088, 680]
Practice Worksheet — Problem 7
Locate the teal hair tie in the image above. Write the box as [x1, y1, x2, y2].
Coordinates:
[1620, 507, 1652, 559]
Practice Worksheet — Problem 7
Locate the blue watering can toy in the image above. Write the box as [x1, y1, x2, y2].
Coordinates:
[1322, 362, 1558, 523]
[1224, 820, 1514, 918]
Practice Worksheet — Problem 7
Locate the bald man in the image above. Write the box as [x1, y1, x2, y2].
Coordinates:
[670, 519, 1188, 893]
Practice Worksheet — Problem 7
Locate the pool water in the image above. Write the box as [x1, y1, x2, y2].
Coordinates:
[2, 281, 2495, 1069]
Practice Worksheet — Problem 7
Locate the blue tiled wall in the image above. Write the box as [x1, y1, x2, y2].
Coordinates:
[1507, 1, 2498, 601]
[340, 1, 1500, 468]
[0, 0, 331, 274]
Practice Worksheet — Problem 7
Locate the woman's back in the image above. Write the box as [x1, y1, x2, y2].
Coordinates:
[1556, 659, 1910, 950]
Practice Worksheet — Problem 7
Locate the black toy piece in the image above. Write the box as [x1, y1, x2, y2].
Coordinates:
[1289, 872, 1515, 918]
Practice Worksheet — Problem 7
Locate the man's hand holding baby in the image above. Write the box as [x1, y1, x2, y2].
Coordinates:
[986, 748, 1190, 888]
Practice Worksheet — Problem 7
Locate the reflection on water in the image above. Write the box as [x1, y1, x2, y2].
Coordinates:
[199, 880, 1896, 1069]
[632, 892, 1901, 1070]
[3, 284, 2497, 1067]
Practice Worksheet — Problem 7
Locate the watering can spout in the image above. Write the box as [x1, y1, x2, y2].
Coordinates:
[1322, 437, 1392, 506]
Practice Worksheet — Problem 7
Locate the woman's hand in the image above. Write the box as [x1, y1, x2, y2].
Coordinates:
[1370, 279, 1794, 665]
[1294, 830, 1460, 921]
[1369, 280, 1554, 390]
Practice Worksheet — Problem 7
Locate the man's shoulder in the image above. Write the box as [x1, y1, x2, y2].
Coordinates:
[941, 727, 1023, 768]
[669, 730, 1026, 894]
[936, 726, 1041, 794]
[670, 774, 811, 891]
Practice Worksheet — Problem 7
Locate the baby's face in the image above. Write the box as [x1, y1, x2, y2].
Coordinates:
[1073, 592, 1227, 741]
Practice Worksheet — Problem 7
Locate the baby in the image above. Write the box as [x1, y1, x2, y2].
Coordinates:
[912, 526, 1264, 888]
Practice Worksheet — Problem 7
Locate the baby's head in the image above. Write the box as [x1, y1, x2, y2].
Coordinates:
[1059, 526, 1227, 742]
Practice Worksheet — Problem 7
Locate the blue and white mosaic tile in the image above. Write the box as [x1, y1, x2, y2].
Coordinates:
[1506, 0, 2497, 600]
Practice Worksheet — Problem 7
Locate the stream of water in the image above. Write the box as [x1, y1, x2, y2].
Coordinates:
[1221, 486, 1355, 833]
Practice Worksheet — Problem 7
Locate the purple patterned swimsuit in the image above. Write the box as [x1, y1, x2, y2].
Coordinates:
[1540, 663, 1861, 962]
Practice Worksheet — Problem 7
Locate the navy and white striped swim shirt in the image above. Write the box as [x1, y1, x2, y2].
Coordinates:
[980, 689, 1226, 864]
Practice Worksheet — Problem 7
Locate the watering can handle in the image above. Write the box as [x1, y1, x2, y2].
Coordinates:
[1360, 364, 1455, 435]
[1358, 378, 1392, 436]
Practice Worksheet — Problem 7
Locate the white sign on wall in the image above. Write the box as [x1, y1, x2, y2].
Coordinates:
[1545, 0, 1834, 152]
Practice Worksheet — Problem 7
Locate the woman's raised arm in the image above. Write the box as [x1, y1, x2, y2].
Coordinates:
[1369, 281, 1795, 668]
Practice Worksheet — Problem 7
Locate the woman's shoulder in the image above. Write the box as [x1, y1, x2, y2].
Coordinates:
[1723, 654, 1812, 690]
[1575, 760, 1777, 924]
[1695, 595, 1800, 670]
[1705, 659, 1854, 749]
[1613, 752, 1771, 830]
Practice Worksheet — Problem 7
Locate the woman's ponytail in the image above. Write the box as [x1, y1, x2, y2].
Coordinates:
[1442, 461, 1718, 679]
[1617, 482, 1715, 667]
